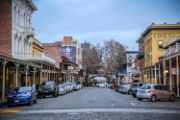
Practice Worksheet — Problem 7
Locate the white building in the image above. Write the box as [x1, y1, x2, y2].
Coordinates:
[12, 0, 37, 59]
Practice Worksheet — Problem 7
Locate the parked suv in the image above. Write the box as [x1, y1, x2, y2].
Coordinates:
[38, 81, 58, 98]
[136, 84, 175, 102]
[131, 83, 143, 98]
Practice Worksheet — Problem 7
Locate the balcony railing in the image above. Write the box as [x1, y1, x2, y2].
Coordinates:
[61, 70, 78, 74]
[164, 43, 180, 57]
[16, 25, 35, 37]
[14, 53, 56, 65]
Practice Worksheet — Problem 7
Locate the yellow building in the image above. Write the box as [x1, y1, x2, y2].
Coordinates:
[32, 38, 44, 58]
[138, 23, 180, 84]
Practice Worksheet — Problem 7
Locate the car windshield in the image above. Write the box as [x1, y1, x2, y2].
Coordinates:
[140, 85, 151, 89]
[15, 87, 31, 93]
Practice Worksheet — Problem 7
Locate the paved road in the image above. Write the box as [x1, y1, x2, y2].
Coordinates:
[1, 87, 180, 120]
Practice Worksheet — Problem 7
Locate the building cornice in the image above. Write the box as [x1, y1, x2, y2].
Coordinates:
[137, 23, 180, 42]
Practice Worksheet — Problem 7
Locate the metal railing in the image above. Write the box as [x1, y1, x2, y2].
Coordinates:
[164, 43, 180, 56]
[14, 53, 56, 64]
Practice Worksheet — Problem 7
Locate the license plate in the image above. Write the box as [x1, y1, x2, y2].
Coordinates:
[14, 100, 19, 103]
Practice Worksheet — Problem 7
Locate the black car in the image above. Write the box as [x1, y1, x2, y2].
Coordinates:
[131, 83, 143, 98]
[38, 81, 58, 98]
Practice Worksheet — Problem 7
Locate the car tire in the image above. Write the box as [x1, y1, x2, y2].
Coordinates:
[170, 95, 175, 102]
[137, 98, 143, 101]
[151, 95, 156, 102]
[52, 92, 56, 98]
[132, 94, 136, 98]
[28, 99, 33, 105]
[8, 104, 13, 107]
[34, 99, 37, 104]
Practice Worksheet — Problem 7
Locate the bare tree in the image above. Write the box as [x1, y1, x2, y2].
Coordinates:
[102, 39, 126, 76]
[82, 42, 102, 74]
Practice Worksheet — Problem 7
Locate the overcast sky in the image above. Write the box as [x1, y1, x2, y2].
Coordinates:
[32, 0, 180, 50]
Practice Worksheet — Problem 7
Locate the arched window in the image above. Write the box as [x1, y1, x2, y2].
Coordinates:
[24, 13, 26, 26]
[28, 18, 31, 27]
[14, 6, 16, 23]
[18, 9, 20, 24]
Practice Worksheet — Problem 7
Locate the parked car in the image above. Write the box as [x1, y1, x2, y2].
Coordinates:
[136, 84, 175, 102]
[62, 83, 70, 93]
[111, 84, 119, 91]
[7, 86, 37, 106]
[38, 81, 58, 98]
[73, 83, 82, 90]
[58, 84, 66, 95]
[118, 83, 131, 94]
[66, 83, 74, 92]
[131, 83, 143, 98]
[96, 83, 106, 88]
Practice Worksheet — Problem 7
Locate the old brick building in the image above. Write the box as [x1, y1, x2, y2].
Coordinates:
[0, 0, 37, 58]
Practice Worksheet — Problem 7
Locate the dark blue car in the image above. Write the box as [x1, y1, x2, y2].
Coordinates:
[7, 86, 37, 106]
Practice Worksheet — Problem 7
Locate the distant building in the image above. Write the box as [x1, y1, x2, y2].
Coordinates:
[59, 36, 83, 83]
[60, 36, 82, 69]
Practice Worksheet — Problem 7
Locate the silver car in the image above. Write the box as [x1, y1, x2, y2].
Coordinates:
[118, 84, 131, 94]
[136, 84, 175, 102]
[58, 84, 66, 95]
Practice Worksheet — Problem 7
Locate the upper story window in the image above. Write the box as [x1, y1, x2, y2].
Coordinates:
[158, 40, 163, 48]
[18, 9, 20, 24]
[14, 6, 16, 23]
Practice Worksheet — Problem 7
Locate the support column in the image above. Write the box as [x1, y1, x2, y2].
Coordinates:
[48, 66, 50, 80]
[32, 67, 36, 90]
[15, 63, 19, 87]
[25, 65, 29, 86]
[151, 67, 153, 84]
[159, 63, 161, 84]
[176, 56, 179, 97]
[169, 59, 172, 91]
[2, 60, 7, 101]
[163, 60, 166, 85]
[155, 65, 157, 84]
[145, 69, 149, 84]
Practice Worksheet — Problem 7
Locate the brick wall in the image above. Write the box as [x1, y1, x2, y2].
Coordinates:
[63, 36, 73, 45]
[0, 0, 12, 57]
[43, 42, 62, 68]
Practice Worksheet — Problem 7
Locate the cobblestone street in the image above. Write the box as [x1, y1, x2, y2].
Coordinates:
[1, 87, 180, 120]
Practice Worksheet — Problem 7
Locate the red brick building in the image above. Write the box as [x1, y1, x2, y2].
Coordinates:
[43, 42, 62, 68]
[0, 0, 13, 56]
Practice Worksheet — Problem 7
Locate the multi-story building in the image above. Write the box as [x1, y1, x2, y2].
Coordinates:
[120, 51, 139, 83]
[60, 36, 82, 69]
[0, 0, 39, 102]
[138, 23, 180, 84]
[160, 36, 180, 97]
[0, 0, 37, 58]
[43, 42, 62, 83]
[59, 36, 83, 82]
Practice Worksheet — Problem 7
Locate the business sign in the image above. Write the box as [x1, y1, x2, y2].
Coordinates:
[61, 46, 76, 63]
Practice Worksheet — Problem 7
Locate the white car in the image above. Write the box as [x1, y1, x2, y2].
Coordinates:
[97, 83, 106, 88]
[58, 84, 66, 95]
